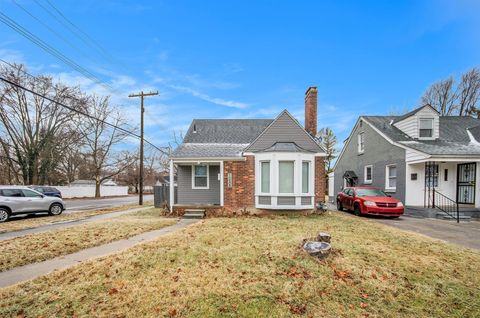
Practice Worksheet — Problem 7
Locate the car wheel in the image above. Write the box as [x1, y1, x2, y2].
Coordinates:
[353, 204, 362, 216]
[336, 200, 343, 211]
[0, 208, 10, 222]
[49, 203, 63, 216]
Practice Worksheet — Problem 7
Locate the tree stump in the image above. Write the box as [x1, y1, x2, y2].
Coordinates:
[302, 241, 331, 259]
[317, 232, 331, 243]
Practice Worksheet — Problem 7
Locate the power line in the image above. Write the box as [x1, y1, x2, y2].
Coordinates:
[34, 0, 119, 66]
[11, 0, 93, 63]
[0, 11, 115, 91]
[0, 75, 169, 155]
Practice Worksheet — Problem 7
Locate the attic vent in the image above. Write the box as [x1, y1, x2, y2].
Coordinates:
[193, 124, 197, 133]
[359, 120, 363, 127]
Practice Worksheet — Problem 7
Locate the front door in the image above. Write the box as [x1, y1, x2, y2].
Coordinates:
[457, 163, 476, 204]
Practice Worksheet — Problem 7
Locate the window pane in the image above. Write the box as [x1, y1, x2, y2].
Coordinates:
[389, 177, 397, 188]
[194, 165, 207, 176]
[22, 189, 42, 197]
[279, 161, 294, 193]
[388, 166, 396, 178]
[419, 129, 432, 137]
[2, 189, 23, 197]
[261, 161, 270, 193]
[302, 162, 309, 193]
[419, 119, 433, 129]
[195, 176, 207, 187]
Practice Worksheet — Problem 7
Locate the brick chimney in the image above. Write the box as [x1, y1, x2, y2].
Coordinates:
[305, 86, 318, 137]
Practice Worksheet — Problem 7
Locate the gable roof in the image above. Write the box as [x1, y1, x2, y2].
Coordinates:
[392, 104, 439, 123]
[364, 115, 480, 156]
[244, 110, 326, 153]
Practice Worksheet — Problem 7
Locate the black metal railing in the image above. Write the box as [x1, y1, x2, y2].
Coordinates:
[431, 188, 460, 223]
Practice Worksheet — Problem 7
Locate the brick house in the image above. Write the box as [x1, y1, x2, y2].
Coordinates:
[168, 87, 327, 215]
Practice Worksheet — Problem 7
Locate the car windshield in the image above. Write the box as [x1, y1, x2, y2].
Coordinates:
[355, 188, 388, 197]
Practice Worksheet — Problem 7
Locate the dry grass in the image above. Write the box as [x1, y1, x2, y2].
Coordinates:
[0, 212, 479, 317]
[0, 208, 175, 272]
[0, 202, 153, 234]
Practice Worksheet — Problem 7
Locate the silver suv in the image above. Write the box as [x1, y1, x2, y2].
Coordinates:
[0, 186, 66, 222]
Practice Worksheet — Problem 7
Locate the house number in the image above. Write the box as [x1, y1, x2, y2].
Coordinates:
[227, 173, 233, 188]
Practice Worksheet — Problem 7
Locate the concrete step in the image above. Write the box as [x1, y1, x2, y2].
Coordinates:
[183, 209, 205, 219]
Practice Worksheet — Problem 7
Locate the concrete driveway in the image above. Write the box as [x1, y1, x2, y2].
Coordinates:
[366, 214, 480, 250]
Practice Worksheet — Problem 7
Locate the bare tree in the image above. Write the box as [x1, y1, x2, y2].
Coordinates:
[80, 95, 135, 197]
[421, 67, 480, 116]
[458, 68, 480, 116]
[0, 63, 84, 185]
[421, 77, 457, 115]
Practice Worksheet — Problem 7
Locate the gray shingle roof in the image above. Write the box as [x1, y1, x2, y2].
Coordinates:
[170, 143, 249, 159]
[183, 119, 273, 143]
[170, 119, 273, 159]
[363, 115, 480, 156]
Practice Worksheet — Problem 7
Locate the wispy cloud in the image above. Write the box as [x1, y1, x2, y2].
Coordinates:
[169, 85, 248, 109]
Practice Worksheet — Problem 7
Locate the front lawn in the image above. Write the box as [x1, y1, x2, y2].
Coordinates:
[0, 212, 479, 317]
[0, 209, 175, 272]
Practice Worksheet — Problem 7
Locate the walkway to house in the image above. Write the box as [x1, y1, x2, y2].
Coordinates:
[370, 214, 480, 250]
[0, 218, 199, 288]
[0, 207, 149, 241]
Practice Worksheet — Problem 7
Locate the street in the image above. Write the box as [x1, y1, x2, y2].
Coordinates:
[64, 195, 154, 212]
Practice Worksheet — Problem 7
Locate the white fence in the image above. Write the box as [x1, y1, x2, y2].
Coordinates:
[54, 186, 129, 199]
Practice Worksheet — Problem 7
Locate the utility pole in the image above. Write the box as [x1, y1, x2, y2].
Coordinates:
[128, 90, 159, 205]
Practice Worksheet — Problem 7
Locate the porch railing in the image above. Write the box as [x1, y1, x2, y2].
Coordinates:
[431, 188, 460, 223]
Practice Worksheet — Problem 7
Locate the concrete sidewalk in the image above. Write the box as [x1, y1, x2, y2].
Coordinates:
[0, 218, 199, 288]
[0, 207, 149, 242]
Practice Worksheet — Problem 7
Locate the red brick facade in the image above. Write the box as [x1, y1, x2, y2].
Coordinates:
[223, 155, 255, 211]
[315, 157, 326, 204]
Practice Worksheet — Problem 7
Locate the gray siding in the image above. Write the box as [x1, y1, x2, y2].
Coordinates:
[176, 165, 221, 205]
[246, 112, 323, 153]
[334, 119, 406, 203]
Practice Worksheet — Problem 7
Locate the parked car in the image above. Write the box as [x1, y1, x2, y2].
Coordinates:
[336, 186, 404, 217]
[29, 186, 62, 198]
[0, 186, 66, 222]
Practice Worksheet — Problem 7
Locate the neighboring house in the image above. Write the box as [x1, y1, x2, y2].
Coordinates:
[333, 104, 480, 211]
[169, 87, 327, 214]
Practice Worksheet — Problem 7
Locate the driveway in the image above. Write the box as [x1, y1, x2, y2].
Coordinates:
[368, 214, 480, 250]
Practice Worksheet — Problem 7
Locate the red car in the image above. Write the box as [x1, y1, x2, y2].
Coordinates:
[336, 187, 404, 217]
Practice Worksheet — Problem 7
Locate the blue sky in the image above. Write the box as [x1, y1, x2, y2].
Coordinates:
[1, 0, 479, 152]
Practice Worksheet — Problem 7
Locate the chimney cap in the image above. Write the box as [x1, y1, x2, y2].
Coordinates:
[305, 86, 317, 95]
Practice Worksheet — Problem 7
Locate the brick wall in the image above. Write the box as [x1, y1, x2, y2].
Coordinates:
[315, 157, 326, 204]
[223, 155, 255, 211]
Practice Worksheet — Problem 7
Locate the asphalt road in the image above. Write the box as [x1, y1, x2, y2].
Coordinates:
[64, 194, 154, 212]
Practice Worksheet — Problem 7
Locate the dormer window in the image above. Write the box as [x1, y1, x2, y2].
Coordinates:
[419, 118, 434, 138]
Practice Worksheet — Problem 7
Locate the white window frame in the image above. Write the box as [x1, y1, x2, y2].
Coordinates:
[358, 132, 364, 154]
[302, 161, 310, 193]
[364, 165, 373, 184]
[385, 164, 397, 192]
[191, 164, 209, 189]
[418, 118, 434, 140]
[254, 153, 315, 209]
